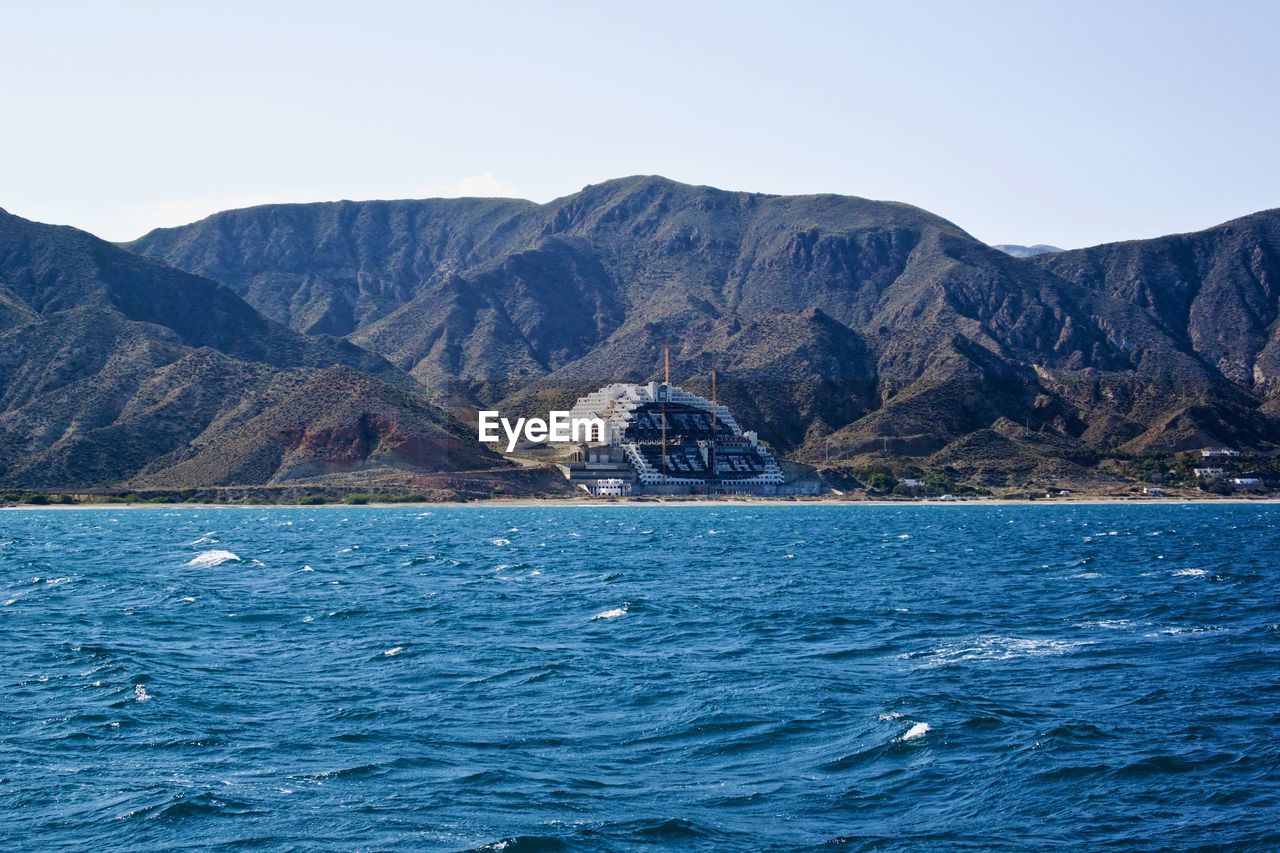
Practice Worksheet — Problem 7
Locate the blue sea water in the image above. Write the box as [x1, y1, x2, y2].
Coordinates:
[2, 504, 1279, 851]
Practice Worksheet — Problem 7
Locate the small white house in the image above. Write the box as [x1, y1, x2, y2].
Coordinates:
[901, 478, 923, 488]
[591, 478, 632, 497]
[1193, 467, 1226, 478]
[1143, 486, 1165, 496]
[1229, 477, 1262, 488]
[1200, 448, 1241, 458]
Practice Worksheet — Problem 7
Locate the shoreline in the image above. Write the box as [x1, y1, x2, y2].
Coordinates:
[6, 496, 1280, 510]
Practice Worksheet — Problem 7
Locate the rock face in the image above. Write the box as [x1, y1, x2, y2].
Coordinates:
[127, 178, 1280, 484]
[1033, 210, 1280, 398]
[0, 209, 500, 488]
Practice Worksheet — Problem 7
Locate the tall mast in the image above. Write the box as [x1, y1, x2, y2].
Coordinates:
[661, 343, 668, 476]
[709, 368, 718, 484]
[711, 368, 717, 429]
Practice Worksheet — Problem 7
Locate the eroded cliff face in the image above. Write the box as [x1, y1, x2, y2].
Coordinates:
[1035, 210, 1280, 395]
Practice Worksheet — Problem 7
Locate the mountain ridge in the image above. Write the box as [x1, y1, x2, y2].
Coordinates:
[7, 177, 1280, 492]
[0, 210, 504, 488]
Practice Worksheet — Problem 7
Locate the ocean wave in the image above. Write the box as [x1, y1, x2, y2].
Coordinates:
[903, 636, 1092, 668]
[185, 550, 241, 568]
[117, 791, 263, 822]
[466, 836, 568, 852]
[899, 722, 930, 741]
[1148, 625, 1228, 638]
[5, 503, 1279, 850]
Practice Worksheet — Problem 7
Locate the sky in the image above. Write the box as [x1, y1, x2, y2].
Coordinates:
[1, 0, 1277, 247]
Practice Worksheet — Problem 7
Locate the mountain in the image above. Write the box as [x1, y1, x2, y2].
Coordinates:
[1032, 210, 1280, 401]
[126, 177, 1280, 487]
[994, 244, 1063, 258]
[0, 209, 501, 489]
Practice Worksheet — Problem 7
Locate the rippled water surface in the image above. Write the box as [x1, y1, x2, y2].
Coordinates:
[3, 504, 1280, 850]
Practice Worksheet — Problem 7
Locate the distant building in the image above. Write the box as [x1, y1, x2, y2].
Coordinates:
[1229, 477, 1262, 489]
[591, 478, 632, 497]
[1143, 486, 1165, 496]
[1200, 448, 1241, 458]
[1193, 467, 1226, 478]
[558, 379, 786, 495]
[901, 478, 923, 488]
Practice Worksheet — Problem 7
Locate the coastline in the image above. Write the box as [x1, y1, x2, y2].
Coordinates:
[6, 496, 1280, 510]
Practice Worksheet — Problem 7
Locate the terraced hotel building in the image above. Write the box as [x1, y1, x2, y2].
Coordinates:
[558, 381, 786, 495]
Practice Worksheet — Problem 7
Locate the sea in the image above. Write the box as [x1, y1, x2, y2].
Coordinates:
[2, 504, 1278, 851]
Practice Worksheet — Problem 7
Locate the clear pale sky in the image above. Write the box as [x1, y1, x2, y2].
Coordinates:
[2, 1, 1277, 247]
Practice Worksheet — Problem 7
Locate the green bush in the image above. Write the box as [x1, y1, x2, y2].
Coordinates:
[864, 472, 898, 493]
[296, 494, 327, 505]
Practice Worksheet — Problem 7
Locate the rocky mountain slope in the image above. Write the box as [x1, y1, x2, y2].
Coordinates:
[126, 178, 1280, 486]
[1033, 210, 1280, 401]
[0, 209, 500, 488]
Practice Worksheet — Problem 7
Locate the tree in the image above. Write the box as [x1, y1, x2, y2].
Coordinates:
[865, 472, 897, 493]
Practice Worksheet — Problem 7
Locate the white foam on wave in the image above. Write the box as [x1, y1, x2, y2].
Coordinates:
[186, 550, 241, 568]
[593, 605, 628, 620]
[904, 635, 1091, 668]
[383, 646, 404, 656]
[490, 538, 511, 547]
[1079, 619, 1132, 630]
[134, 684, 151, 702]
[1174, 568, 1209, 577]
[900, 722, 930, 741]
[1148, 625, 1227, 638]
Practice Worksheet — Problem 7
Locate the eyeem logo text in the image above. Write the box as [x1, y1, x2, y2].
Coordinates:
[478, 411, 606, 453]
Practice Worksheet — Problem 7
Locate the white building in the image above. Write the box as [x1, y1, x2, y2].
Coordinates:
[591, 478, 632, 497]
[563, 381, 786, 494]
[1193, 467, 1226, 478]
[1200, 448, 1241, 458]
